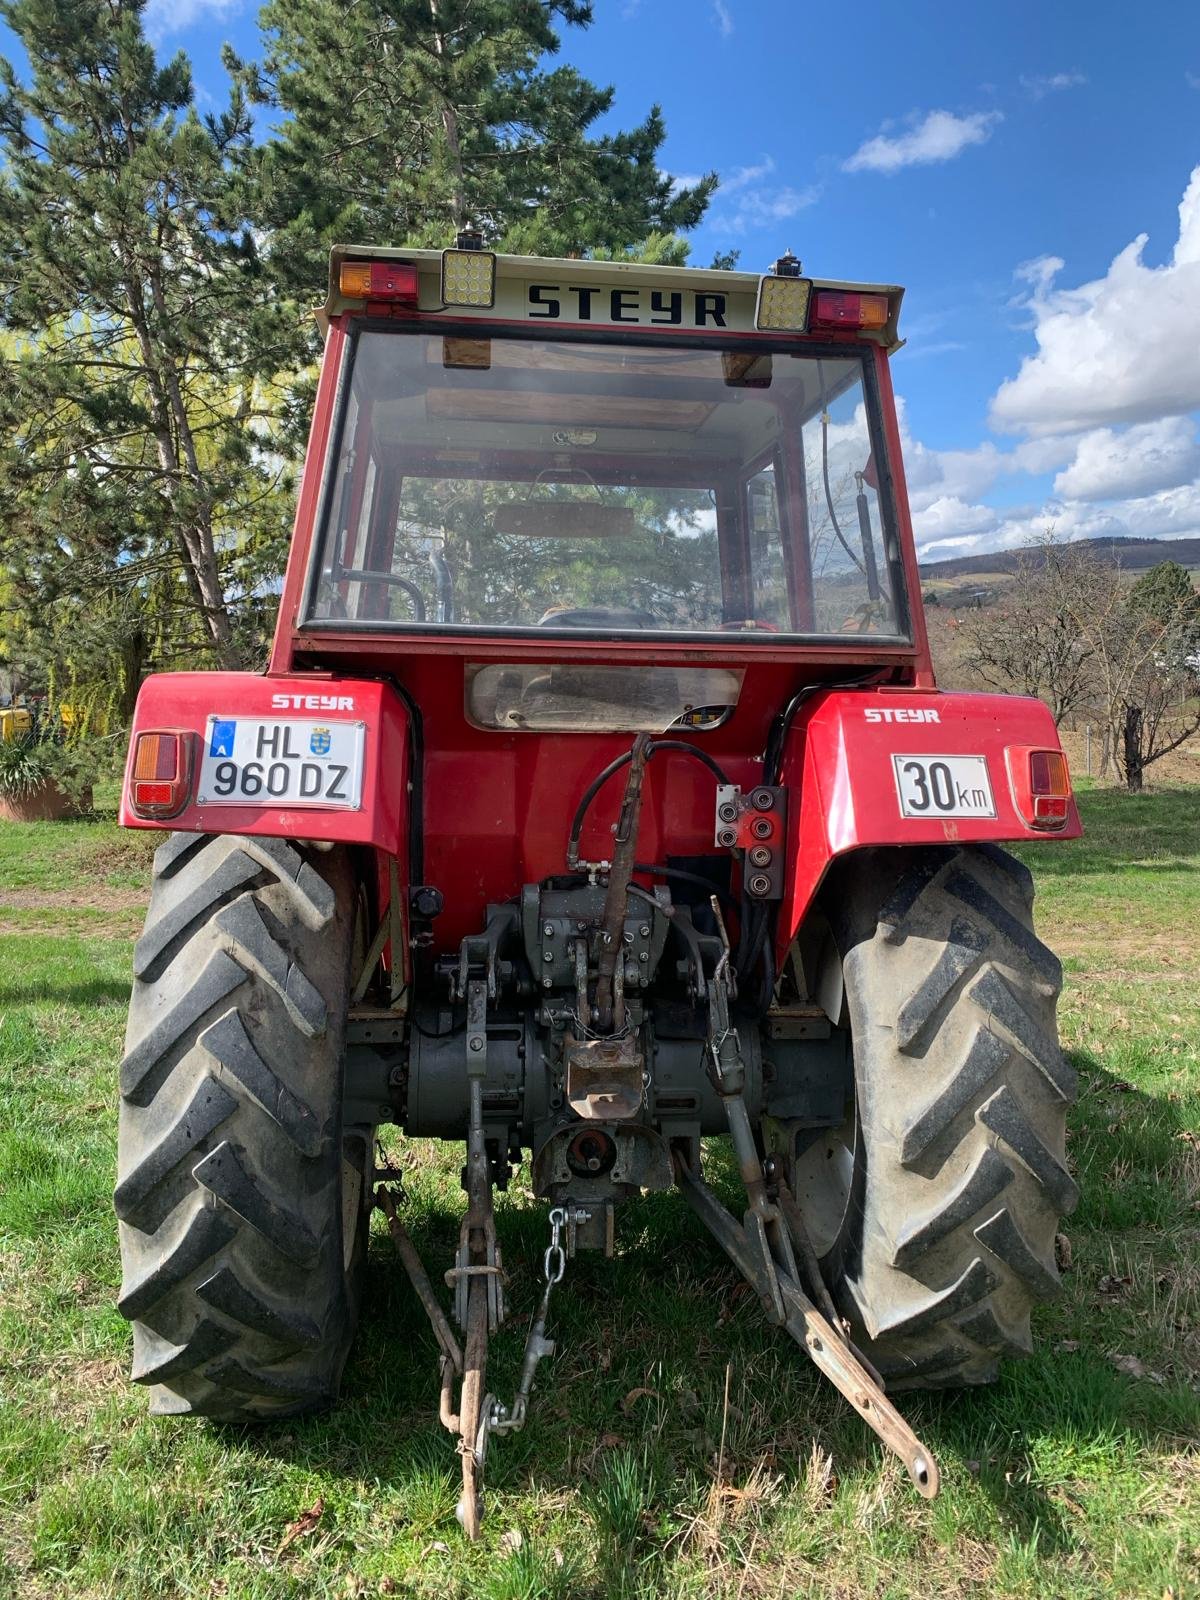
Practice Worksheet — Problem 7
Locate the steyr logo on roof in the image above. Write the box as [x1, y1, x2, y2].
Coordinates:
[527, 284, 729, 327]
[270, 693, 356, 712]
[864, 707, 940, 724]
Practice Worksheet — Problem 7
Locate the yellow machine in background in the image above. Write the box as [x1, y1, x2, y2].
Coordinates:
[0, 706, 32, 742]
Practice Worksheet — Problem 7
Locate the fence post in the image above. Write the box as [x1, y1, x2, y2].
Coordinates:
[1085, 724, 1092, 777]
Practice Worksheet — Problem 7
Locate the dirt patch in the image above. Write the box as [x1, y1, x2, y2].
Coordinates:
[0, 886, 147, 912]
[1057, 727, 1200, 788]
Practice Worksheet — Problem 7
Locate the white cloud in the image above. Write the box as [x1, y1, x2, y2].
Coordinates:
[915, 482, 1200, 563]
[144, 0, 240, 38]
[713, 185, 819, 233]
[711, 172, 820, 234]
[903, 172, 1200, 561]
[1052, 417, 1200, 501]
[991, 164, 1200, 435]
[913, 496, 1000, 545]
[712, 0, 733, 37]
[722, 157, 775, 192]
[709, 154, 820, 234]
[900, 397, 1200, 560]
[843, 110, 1002, 175]
[893, 396, 1079, 516]
[1020, 71, 1087, 99]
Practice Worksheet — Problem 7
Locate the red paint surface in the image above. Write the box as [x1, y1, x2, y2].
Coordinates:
[120, 672, 409, 859]
[124, 307, 1079, 965]
[775, 687, 1081, 958]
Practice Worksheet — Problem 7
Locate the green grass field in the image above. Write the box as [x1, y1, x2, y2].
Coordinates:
[1, 793, 1197, 1599]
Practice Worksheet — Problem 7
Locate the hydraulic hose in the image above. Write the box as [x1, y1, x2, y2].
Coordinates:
[566, 739, 730, 870]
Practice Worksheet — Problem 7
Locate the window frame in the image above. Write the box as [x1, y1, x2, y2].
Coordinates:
[299, 317, 912, 646]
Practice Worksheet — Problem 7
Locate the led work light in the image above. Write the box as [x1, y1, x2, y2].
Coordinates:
[441, 246, 497, 308]
[755, 251, 812, 331]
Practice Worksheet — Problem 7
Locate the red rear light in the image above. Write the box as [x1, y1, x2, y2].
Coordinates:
[810, 291, 890, 331]
[338, 260, 420, 303]
[1006, 746, 1072, 831]
[130, 731, 194, 819]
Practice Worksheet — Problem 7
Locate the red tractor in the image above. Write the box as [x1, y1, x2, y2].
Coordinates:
[116, 242, 1080, 1533]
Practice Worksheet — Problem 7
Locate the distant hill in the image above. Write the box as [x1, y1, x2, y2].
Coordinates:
[918, 535, 1200, 580]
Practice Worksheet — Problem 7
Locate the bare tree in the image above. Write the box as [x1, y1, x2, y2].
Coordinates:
[957, 534, 1097, 724]
[959, 535, 1200, 790]
[1052, 553, 1199, 791]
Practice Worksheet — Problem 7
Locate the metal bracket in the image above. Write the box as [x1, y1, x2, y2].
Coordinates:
[674, 1156, 939, 1499]
[351, 856, 407, 1008]
[704, 905, 799, 1324]
[378, 1181, 583, 1543]
[450, 903, 518, 1004]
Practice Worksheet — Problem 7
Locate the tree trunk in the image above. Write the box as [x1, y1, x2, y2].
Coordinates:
[1123, 704, 1144, 793]
[121, 271, 242, 670]
[1099, 726, 1113, 779]
[429, 0, 468, 231]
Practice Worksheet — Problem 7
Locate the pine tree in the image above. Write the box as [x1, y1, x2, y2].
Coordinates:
[0, 0, 305, 672]
[229, 0, 716, 289]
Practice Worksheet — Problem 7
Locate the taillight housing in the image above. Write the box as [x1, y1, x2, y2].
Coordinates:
[338, 259, 420, 304]
[129, 730, 194, 819]
[1006, 746, 1072, 831]
[809, 290, 890, 331]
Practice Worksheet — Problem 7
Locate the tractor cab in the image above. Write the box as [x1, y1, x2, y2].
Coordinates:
[280, 247, 922, 675]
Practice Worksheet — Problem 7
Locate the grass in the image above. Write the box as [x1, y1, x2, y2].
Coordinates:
[1, 793, 1198, 1598]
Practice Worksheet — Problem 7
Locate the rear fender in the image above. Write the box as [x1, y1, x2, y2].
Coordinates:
[777, 688, 1080, 956]
[119, 672, 408, 857]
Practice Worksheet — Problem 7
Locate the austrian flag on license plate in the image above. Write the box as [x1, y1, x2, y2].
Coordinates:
[197, 717, 366, 809]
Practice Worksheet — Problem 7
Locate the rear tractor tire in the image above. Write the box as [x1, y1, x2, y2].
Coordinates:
[115, 833, 372, 1418]
[808, 844, 1078, 1390]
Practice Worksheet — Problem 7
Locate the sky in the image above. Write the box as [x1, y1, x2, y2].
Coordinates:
[6, 0, 1200, 563]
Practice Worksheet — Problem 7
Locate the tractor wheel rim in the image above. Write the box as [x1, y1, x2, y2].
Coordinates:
[341, 1142, 366, 1274]
[791, 1094, 857, 1260]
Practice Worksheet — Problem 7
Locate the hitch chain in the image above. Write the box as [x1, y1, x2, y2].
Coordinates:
[378, 1181, 586, 1535]
[479, 1203, 587, 1459]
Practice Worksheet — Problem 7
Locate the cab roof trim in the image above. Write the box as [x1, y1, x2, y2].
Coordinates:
[320, 244, 906, 349]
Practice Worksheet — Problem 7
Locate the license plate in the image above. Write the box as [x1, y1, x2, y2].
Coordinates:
[893, 754, 995, 819]
[197, 717, 365, 809]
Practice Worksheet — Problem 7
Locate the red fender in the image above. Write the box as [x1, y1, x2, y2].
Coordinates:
[120, 672, 409, 858]
[776, 687, 1080, 956]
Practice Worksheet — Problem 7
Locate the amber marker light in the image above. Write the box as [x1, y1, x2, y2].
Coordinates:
[1006, 746, 1072, 831]
[338, 260, 420, 303]
[130, 731, 194, 819]
[809, 290, 890, 331]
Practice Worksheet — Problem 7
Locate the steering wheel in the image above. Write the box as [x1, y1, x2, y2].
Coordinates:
[718, 618, 781, 633]
[537, 605, 659, 629]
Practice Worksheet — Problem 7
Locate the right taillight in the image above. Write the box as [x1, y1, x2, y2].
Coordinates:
[809, 290, 890, 331]
[129, 730, 194, 819]
[1007, 746, 1072, 831]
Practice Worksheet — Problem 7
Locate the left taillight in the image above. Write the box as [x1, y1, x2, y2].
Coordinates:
[129, 730, 194, 819]
[1007, 746, 1072, 831]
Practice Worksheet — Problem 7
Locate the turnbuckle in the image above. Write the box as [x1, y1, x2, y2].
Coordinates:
[378, 1183, 585, 1540]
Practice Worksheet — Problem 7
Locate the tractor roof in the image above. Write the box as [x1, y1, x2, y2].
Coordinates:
[321, 244, 906, 349]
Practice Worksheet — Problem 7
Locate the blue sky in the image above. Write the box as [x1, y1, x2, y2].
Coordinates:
[8, 0, 1200, 561]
